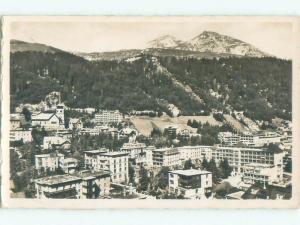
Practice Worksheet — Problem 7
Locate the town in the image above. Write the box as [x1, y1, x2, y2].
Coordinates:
[9, 91, 292, 200]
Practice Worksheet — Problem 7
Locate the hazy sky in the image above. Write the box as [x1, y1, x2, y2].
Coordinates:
[10, 20, 293, 58]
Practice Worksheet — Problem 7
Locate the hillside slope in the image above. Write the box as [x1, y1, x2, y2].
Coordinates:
[10, 40, 291, 121]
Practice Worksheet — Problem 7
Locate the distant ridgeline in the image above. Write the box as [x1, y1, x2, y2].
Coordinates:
[10, 38, 292, 121]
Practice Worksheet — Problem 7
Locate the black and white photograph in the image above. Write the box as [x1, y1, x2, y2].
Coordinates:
[0, 16, 299, 208]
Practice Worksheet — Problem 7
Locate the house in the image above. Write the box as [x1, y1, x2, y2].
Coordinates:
[118, 127, 137, 141]
[84, 149, 108, 169]
[31, 113, 62, 130]
[31, 104, 65, 130]
[35, 169, 111, 199]
[61, 158, 79, 174]
[43, 136, 71, 150]
[10, 114, 21, 130]
[76, 170, 111, 199]
[9, 128, 32, 143]
[35, 174, 82, 199]
[68, 118, 83, 130]
[168, 169, 212, 199]
[35, 153, 64, 173]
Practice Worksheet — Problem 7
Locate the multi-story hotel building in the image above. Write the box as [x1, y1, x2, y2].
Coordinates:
[84, 149, 129, 183]
[168, 169, 212, 199]
[35, 170, 111, 199]
[218, 131, 282, 147]
[96, 152, 129, 183]
[152, 148, 181, 167]
[35, 174, 82, 199]
[212, 146, 285, 173]
[241, 163, 284, 186]
[35, 153, 64, 173]
[176, 145, 213, 162]
[94, 110, 123, 124]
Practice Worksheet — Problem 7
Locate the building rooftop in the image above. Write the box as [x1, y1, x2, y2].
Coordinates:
[32, 113, 57, 121]
[170, 169, 211, 176]
[69, 118, 81, 123]
[121, 142, 146, 149]
[84, 149, 108, 154]
[35, 174, 81, 186]
[64, 158, 78, 164]
[226, 191, 245, 199]
[101, 152, 129, 157]
[75, 170, 110, 180]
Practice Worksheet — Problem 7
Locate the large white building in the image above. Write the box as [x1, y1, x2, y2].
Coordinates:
[168, 169, 212, 199]
[84, 149, 129, 183]
[176, 145, 212, 162]
[212, 146, 285, 173]
[152, 148, 181, 167]
[94, 110, 123, 124]
[241, 163, 284, 186]
[35, 170, 110, 199]
[35, 153, 64, 173]
[218, 131, 282, 147]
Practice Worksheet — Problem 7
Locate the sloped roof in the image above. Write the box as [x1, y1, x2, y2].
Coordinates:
[32, 113, 57, 121]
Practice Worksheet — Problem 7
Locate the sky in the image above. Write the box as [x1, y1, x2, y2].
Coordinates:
[10, 19, 294, 58]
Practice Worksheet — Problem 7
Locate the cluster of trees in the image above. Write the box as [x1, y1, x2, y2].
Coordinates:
[159, 56, 292, 121]
[186, 120, 236, 145]
[185, 157, 233, 183]
[148, 127, 202, 148]
[213, 113, 225, 122]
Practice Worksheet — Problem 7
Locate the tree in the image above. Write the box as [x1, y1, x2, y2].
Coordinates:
[207, 158, 219, 183]
[140, 166, 150, 191]
[22, 107, 32, 122]
[187, 119, 192, 127]
[10, 149, 22, 179]
[284, 160, 292, 173]
[154, 167, 170, 190]
[128, 164, 136, 185]
[219, 158, 233, 179]
[201, 157, 209, 170]
[150, 128, 162, 138]
[184, 159, 195, 170]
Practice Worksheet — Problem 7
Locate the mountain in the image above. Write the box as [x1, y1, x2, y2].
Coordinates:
[146, 35, 183, 49]
[10, 39, 291, 121]
[175, 31, 269, 57]
[76, 31, 270, 61]
[10, 40, 63, 54]
[75, 49, 141, 61]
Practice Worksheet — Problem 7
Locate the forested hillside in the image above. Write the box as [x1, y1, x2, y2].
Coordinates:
[10, 49, 292, 121]
[158, 56, 292, 120]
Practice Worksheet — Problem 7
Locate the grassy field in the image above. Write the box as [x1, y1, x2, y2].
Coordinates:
[131, 114, 221, 136]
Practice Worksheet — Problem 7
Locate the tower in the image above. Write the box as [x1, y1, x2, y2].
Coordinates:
[56, 104, 65, 125]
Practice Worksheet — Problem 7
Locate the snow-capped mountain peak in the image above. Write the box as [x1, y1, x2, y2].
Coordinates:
[147, 31, 270, 57]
